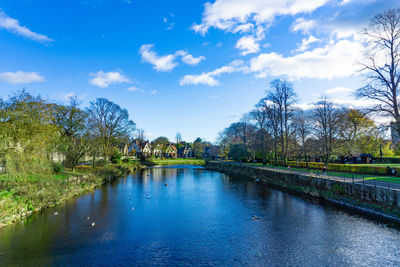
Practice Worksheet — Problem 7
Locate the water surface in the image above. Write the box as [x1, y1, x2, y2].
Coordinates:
[1, 166, 400, 266]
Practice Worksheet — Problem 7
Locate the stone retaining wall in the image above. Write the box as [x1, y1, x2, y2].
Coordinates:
[205, 161, 400, 220]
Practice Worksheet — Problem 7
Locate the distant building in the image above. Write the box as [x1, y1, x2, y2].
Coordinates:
[165, 144, 177, 158]
[153, 144, 163, 158]
[142, 142, 152, 158]
[128, 141, 142, 158]
[339, 153, 373, 164]
[178, 146, 192, 158]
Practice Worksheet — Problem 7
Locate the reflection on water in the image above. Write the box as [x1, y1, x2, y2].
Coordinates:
[1, 165, 400, 266]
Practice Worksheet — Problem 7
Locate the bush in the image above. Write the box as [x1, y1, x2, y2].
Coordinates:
[280, 160, 397, 176]
[110, 152, 122, 164]
[94, 159, 107, 167]
[52, 162, 64, 174]
[122, 158, 130, 163]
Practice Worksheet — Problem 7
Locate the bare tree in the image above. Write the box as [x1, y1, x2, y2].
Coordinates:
[54, 97, 90, 171]
[136, 128, 145, 142]
[265, 79, 297, 165]
[293, 109, 312, 167]
[356, 8, 400, 136]
[265, 100, 280, 165]
[251, 99, 270, 164]
[313, 97, 338, 167]
[175, 132, 182, 144]
[87, 98, 135, 159]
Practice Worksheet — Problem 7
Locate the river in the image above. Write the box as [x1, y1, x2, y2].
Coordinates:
[1, 165, 400, 266]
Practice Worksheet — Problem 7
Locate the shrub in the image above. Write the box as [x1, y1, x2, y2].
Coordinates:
[280, 160, 395, 176]
[110, 152, 122, 164]
[122, 158, 130, 163]
[52, 162, 64, 174]
[95, 159, 107, 167]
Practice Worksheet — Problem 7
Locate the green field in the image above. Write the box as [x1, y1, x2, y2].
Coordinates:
[148, 158, 205, 166]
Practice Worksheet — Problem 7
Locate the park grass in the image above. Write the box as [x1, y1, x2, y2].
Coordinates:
[0, 161, 142, 229]
[148, 158, 205, 166]
[365, 176, 400, 184]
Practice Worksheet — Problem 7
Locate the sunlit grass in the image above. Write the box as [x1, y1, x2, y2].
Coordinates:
[149, 158, 205, 165]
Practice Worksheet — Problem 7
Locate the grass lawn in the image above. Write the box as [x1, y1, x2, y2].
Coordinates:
[149, 158, 205, 165]
[364, 177, 400, 184]
[349, 163, 400, 167]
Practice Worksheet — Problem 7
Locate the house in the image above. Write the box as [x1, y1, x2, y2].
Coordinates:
[142, 142, 152, 158]
[153, 144, 163, 158]
[178, 146, 192, 158]
[339, 153, 373, 164]
[128, 141, 142, 158]
[165, 144, 177, 158]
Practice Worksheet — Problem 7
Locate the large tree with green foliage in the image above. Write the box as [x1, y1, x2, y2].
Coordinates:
[0, 91, 59, 175]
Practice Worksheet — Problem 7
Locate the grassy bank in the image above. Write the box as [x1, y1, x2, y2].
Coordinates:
[147, 158, 205, 166]
[0, 161, 141, 229]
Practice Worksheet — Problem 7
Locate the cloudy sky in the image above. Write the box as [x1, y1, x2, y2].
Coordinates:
[0, 0, 399, 142]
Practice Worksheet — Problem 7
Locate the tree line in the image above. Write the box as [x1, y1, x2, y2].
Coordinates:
[0, 90, 135, 175]
[217, 8, 400, 166]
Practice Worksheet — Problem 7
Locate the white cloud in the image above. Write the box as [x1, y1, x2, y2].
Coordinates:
[250, 39, 363, 79]
[59, 92, 88, 101]
[180, 60, 246, 86]
[139, 44, 178, 72]
[0, 71, 45, 84]
[330, 97, 376, 108]
[295, 35, 320, 52]
[0, 11, 53, 42]
[291, 18, 317, 34]
[140, 45, 206, 70]
[150, 89, 157, 95]
[235, 36, 260, 55]
[175, 51, 206, 65]
[232, 23, 254, 33]
[128, 86, 144, 92]
[192, 0, 329, 35]
[180, 73, 219, 86]
[89, 71, 130, 88]
[325, 86, 354, 95]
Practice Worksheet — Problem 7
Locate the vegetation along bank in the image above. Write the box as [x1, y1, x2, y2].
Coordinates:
[0, 161, 142, 229]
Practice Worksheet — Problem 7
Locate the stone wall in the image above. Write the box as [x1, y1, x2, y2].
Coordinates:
[205, 161, 400, 221]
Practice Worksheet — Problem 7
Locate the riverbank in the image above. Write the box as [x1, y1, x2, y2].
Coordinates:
[205, 161, 400, 224]
[0, 162, 142, 229]
[143, 158, 205, 166]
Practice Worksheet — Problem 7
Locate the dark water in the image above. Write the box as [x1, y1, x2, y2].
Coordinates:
[1, 166, 400, 266]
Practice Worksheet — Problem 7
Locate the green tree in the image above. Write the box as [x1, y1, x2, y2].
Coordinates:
[192, 137, 205, 158]
[336, 109, 376, 156]
[0, 91, 59, 175]
[229, 144, 247, 161]
[152, 136, 170, 146]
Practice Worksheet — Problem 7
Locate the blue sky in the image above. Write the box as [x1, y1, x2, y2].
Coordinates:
[0, 0, 399, 142]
